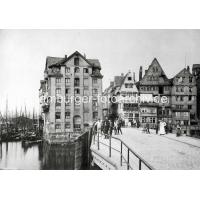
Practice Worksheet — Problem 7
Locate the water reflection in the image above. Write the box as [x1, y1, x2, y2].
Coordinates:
[0, 141, 42, 169]
[0, 140, 89, 170]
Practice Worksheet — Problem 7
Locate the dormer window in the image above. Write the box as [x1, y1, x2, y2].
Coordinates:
[74, 57, 79, 66]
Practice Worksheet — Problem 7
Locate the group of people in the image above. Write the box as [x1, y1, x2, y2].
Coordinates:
[143, 120, 167, 135]
[93, 117, 123, 139]
[144, 120, 182, 137]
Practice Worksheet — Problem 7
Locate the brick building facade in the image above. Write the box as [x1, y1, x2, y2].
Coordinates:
[39, 51, 103, 140]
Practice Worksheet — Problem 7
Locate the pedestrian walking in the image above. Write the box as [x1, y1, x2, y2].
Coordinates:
[117, 118, 123, 135]
[159, 120, 166, 135]
[176, 123, 181, 137]
[156, 122, 159, 134]
[109, 119, 114, 136]
[114, 119, 118, 135]
[136, 120, 140, 128]
[95, 118, 102, 137]
[103, 117, 110, 139]
[146, 123, 150, 134]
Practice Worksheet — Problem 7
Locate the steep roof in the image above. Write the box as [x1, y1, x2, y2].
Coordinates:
[139, 58, 171, 85]
[150, 58, 168, 77]
[48, 51, 101, 69]
[45, 56, 64, 69]
[173, 67, 193, 79]
[87, 59, 101, 68]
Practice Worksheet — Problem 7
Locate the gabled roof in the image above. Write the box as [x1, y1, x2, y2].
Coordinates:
[47, 51, 101, 69]
[45, 56, 63, 69]
[150, 58, 168, 77]
[87, 59, 101, 68]
[119, 72, 133, 89]
[140, 58, 171, 85]
[173, 67, 193, 79]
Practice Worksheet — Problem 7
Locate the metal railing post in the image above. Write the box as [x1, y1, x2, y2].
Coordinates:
[97, 131, 99, 150]
[109, 134, 111, 157]
[93, 131, 95, 145]
[120, 141, 123, 166]
[127, 149, 130, 170]
[139, 159, 141, 170]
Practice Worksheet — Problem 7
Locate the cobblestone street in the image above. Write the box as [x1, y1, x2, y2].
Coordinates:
[116, 128, 200, 169]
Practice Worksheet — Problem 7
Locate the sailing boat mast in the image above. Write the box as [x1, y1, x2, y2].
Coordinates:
[15, 107, 18, 132]
[5, 97, 9, 135]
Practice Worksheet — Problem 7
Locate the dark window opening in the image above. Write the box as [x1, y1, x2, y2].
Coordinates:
[74, 67, 80, 73]
[84, 68, 88, 73]
[55, 112, 61, 120]
[159, 86, 163, 94]
[74, 78, 80, 86]
[74, 57, 79, 66]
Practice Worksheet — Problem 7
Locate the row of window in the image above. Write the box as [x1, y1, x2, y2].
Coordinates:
[124, 113, 139, 118]
[175, 95, 193, 101]
[55, 99, 98, 108]
[158, 109, 170, 116]
[176, 86, 193, 92]
[125, 83, 134, 88]
[142, 117, 156, 123]
[65, 67, 89, 74]
[56, 77, 98, 85]
[175, 105, 192, 110]
[146, 76, 159, 81]
[175, 112, 189, 117]
[55, 112, 71, 120]
[141, 108, 156, 114]
[175, 120, 189, 126]
[176, 76, 193, 83]
[56, 88, 98, 95]
[55, 123, 75, 130]
[139, 86, 193, 93]
[140, 86, 170, 91]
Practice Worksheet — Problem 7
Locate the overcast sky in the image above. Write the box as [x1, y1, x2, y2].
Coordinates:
[0, 29, 200, 114]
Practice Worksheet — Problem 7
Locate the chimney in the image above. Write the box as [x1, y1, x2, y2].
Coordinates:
[139, 66, 143, 81]
[121, 73, 124, 77]
[187, 66, 190, 72]
[65, 55, 67, 59]
[133, 72, 135, 82]
[84, 53, 86, 58]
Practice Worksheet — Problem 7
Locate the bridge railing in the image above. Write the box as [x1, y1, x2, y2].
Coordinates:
[92, 130, 154, 170]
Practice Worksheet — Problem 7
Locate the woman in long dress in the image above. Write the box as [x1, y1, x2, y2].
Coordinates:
[159, 120, 166, 135]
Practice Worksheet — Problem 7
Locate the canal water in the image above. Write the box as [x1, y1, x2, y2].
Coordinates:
[0, 140, 95, 170]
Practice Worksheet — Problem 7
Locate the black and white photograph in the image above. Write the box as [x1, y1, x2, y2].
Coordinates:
[1, 1, 200, 200]
[1, 29, 200, 170]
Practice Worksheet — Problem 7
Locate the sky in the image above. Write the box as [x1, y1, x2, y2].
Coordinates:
[0, 29, 200, 114]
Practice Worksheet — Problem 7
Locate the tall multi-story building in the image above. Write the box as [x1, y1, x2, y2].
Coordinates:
[115, 71, 139, 125]
[39, 51, 103, 140]
[192, 64, 200, 119]
[138, 58, 172, 128]
[171, 67, 197, 134]
[103, 71, 139, 124]
[101, 57, 199, 136]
